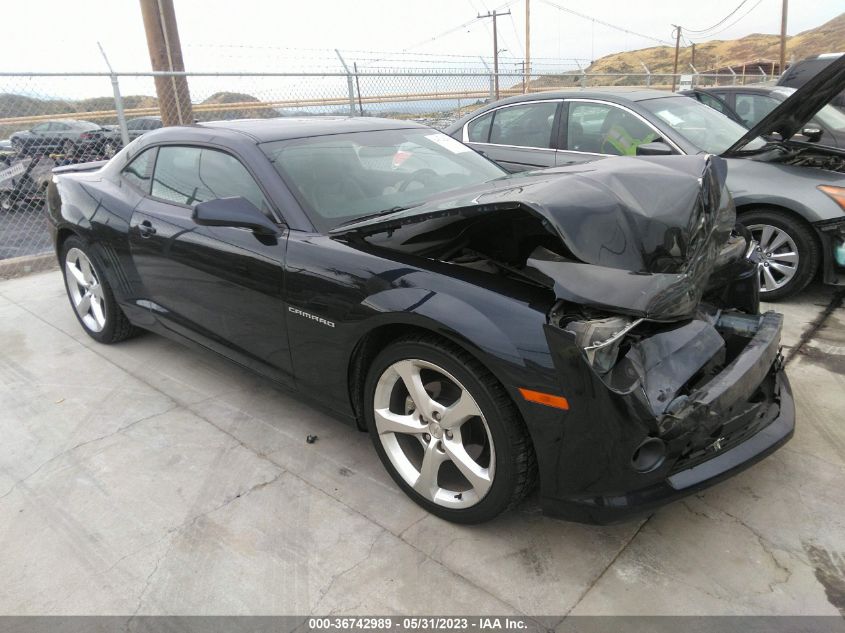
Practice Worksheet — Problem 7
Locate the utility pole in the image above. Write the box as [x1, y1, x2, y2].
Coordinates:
[779, 0, 789, 75]
[691, 42, 696, 68]
[478, 9, 511, 99]
[524, 0, 530, 94]
[139, 0, 193, 126]
[671, 25, 682, 92]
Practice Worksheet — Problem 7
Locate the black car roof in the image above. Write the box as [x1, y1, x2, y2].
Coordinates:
[197, 116, 426, 142]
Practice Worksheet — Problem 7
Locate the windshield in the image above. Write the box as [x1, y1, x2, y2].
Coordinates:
[773, 87, 845, 132]
[262, 128, 505, 232]
[640, 96, 767, 154]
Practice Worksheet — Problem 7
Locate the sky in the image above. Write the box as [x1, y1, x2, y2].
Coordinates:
[2, 0, 842, 73]
[1, 0, 842, 100]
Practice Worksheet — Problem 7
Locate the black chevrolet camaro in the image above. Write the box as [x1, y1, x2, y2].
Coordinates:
[46, 117, 794, 524]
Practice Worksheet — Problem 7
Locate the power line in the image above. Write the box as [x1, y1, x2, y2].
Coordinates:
[402, 0, 519, 51]
[539, 0, 672, 46]
[683, 0, 749, 34]
[685, 0, 765, 40]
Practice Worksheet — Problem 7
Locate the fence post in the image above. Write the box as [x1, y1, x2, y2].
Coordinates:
[641, 63, 652, 87]
[689, 63, 699, 88]
[353, 62, 364, 116]
[98, 43, 129, 146]
[334, 49, 356, 116]
[727, 67, 737, 86]
[573, 59, 586, 88]
[110, 75, 130, 147]
[480, 57, 494, 101]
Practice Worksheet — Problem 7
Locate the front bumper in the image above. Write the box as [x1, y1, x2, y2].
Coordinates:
[541, 372, 793, 524]
[538, 311, 794, 524]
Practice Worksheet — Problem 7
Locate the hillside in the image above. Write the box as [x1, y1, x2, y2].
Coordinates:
[199, 92, 276, 119]
[586, 11, 845, 77]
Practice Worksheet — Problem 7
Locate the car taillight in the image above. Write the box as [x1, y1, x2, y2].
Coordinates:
[81, 133, 93, 139]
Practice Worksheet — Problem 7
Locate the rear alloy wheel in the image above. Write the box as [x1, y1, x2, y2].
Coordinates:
[61, 236, 138, 343]
[740, 208, 819, 301]
[365, 336, 536, 523]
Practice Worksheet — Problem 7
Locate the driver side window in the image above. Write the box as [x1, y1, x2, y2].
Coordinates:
[151, 146, 270, 213]
[489, 102, 557, 148]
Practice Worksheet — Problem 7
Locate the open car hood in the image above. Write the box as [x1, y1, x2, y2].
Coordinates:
[723, 53, 845, 156]
[333, 155, 738, 319]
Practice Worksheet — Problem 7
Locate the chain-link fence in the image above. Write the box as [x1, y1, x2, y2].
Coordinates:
[0, 67, 779, 278]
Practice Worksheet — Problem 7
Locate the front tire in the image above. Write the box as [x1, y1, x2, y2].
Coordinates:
[60, 236, 138, 343]
[364, 334, 536, 523]
[739, 208, 819, 301]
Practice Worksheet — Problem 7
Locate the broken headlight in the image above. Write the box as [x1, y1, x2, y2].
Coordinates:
[564, 315, 644, 374]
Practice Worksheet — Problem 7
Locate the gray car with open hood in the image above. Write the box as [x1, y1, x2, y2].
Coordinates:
[445, 55, 845, 300]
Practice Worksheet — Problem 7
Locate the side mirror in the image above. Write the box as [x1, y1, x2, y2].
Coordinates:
[801, 126, 823, 142]
[636, 141, 674, 156]
[193, 196, 281, 236]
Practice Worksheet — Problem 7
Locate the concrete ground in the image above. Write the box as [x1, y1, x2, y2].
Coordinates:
[0, 270, 843, 618]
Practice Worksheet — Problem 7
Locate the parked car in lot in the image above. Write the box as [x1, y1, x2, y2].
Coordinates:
[444, 55, 845, 300]
[46, 117, 793, 524]
[684, 85, 845, 148]
[124, 116, 162, 141]
[10, 119, 117, 157]
[777, 53, 845, 112]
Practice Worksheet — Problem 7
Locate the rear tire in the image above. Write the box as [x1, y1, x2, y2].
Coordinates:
[60, 236, 139, 344]
[363, 334, 537, 523]
[738, 208, 819, 301]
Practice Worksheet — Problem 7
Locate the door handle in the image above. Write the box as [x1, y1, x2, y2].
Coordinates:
[139, 220, 157, 238]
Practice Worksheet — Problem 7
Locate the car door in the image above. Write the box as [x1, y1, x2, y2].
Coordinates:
[556, 99, 671, 166]
[459, 100, 561, 172]
[128, 143, 294, 384]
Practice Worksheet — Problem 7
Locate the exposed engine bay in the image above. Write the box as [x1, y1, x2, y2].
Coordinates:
[762, 144, 845, 173]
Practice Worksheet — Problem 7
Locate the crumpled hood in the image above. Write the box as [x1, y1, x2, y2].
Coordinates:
[334, 154, 735, 319]
[334, 154, 734, 271]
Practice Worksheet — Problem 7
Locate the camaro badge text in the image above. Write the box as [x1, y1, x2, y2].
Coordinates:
[288, 306, 336, 328]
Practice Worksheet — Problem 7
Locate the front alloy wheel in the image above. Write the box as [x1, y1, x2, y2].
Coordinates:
[365, 336, 536, 523]
[748, 223, 799, 293]
[739, 208, 819, 301]
[373, 358, 495, 509]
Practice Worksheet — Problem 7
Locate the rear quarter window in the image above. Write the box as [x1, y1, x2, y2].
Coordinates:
[121, 148, 156, 193]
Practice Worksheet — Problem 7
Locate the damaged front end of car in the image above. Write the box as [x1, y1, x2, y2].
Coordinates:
[531, 157, 793, 522]
[334, 153, 794, 523]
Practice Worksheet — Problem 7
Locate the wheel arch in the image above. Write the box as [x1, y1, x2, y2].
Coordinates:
[55, 226, 79, 255]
